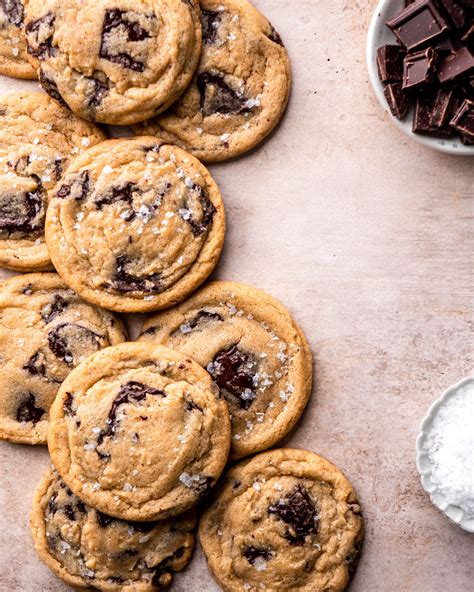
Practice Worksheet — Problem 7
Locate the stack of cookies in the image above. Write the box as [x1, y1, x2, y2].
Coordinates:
[0, 1, 364, 591]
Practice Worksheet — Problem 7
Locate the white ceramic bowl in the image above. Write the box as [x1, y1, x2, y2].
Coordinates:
[367, 0, 474, 156]
[416, 376, 474, 533]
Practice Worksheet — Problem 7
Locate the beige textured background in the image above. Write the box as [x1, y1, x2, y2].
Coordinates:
[1, 1, 473, 590]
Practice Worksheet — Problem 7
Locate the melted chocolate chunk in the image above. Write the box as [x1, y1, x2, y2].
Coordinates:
[209, 344, 257, 409]
[23, 352, 46, 377]
[63, 500, 85, 521]
[0, 186, 44, 237]
[38, 70, 67, 107]
[194, 310, 223, 329]
[181, 184, 216, 236]
[110, 255, 162, 294]
[243, 546, 274, 565]
[99, 9, 151, 72]
[87, 77, 109, 108]
[197, 72, 251, 116]
[201, 10, 221, 45]
[267, 25, 284, 46]
[96, 511, 113, 527]
[56, 171, 90, 201]
[185, 399, 202, 412]
[48, 323, 102, 366]
[0, 0, 23, 26]
[41, 295, 69, 323]
[53, 157, 63, 181]
[94, 182, 139, 220]
[16, 393, 45, 424]
[25, 13, 56, 59]
[128, 520, 157, 533]
[268, 485, 318, 545]
[63, 392, 75, 417]
[97, 381, 165, 446]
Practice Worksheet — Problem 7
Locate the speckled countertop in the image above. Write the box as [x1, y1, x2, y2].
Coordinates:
[0, 1, 473, 591]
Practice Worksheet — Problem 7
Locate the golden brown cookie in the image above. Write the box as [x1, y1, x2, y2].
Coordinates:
[199, 448, 364, 592]
[138, 281, 312, 459]
[134, 0, 291, 161]
[31, 469, 196, 591]
[48, 342, 231, 521]
[0, 273, 126, 445]
[45, 137, 225, 313]
[0, 0, 36, 79]
[24, 0, 202, 125]
[0, 91, 105, 271]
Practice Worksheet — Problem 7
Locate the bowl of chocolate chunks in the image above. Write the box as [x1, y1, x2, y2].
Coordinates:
[367, 0, 474, 154]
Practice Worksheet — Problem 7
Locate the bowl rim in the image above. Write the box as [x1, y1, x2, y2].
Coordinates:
[415, 375, 474, 533]
[366, 0, 474, 156]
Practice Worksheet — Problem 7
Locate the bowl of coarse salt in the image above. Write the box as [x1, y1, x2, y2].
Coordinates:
[416, 376, 474, 533]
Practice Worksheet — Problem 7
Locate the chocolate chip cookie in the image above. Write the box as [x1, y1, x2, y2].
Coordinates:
[45, 137, 225, 313]
[31, 469, 196, 591]
[0, 273, 126, 445]
[138, 282, 312, 459]
[0, 92, 105, 271]
[199, 448, 364, 592]
[24, 0, 202, 125]
[48, 342, 231, 521]
[0, 0, 36, 78]
[134, 0, 291, 162]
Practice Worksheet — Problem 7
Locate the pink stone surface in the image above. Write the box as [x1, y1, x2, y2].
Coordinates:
[0, 1, 473, 590]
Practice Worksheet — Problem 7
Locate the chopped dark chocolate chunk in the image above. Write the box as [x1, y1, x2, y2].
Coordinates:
[377, 44, 406, 82]
[243, 546, 274, 565]
[1, 0, 23, 27]
[413, 94, 455, 136]
[208, 345, 258, 409]
[429, 88, 455, 125]
[197, 72, 252, 116]
[201, 10, 221, 45]
[16, 393, 45, 424]
[386, 0, 449, 52]
[438, 47, 474, 83]
[383, 82, 411, 119]
[38, 70, 67, 107]
[110, 255, 162, 294]
[25, 13, 56, 59]
[268, 485, 319, 546]
[450, 98, 474, 137]
[436, 0, 466, 29]
[402, 47, 438, 90]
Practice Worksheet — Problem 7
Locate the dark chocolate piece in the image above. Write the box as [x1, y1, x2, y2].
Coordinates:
[402, 47, 438, 90]
[377, 44, 406, 82]
[386, 0, 449, 51]
[243, 547, 274, 565]
[450, 98, 474, 137]
[25, 13, 56, 59]
[436, 0, 466, 29]
[209, 345, 257, 409]
[16, 393, 45, 424]
[0, 0, 23, 26]
[413, 94, 455, 136]
[38, 70, 67, 107]
[201, 10, 221, 45]
[383, 82, 411, 119]
[110, 255, 162, 294]
[429, 87, 455, 125]
[197, 72, 252, 116]
[99, 9, 151, 72]
[268, 485, 319, 546]
[438, 47, 474, 83]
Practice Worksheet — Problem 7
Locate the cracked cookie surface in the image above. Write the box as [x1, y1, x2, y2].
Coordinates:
[134, 0, 291, 161]
[48, 342, 231, 521]
[0, 273, 126, 444]
[45, 137, 225, 313]
[0, 91, 105, 271]
[0, 0, 36, 78]
[138, 281, 312, 459]
[24, 0, 202, 125]
[199, 448, 364, 592]
[31, 469, 196, 591]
